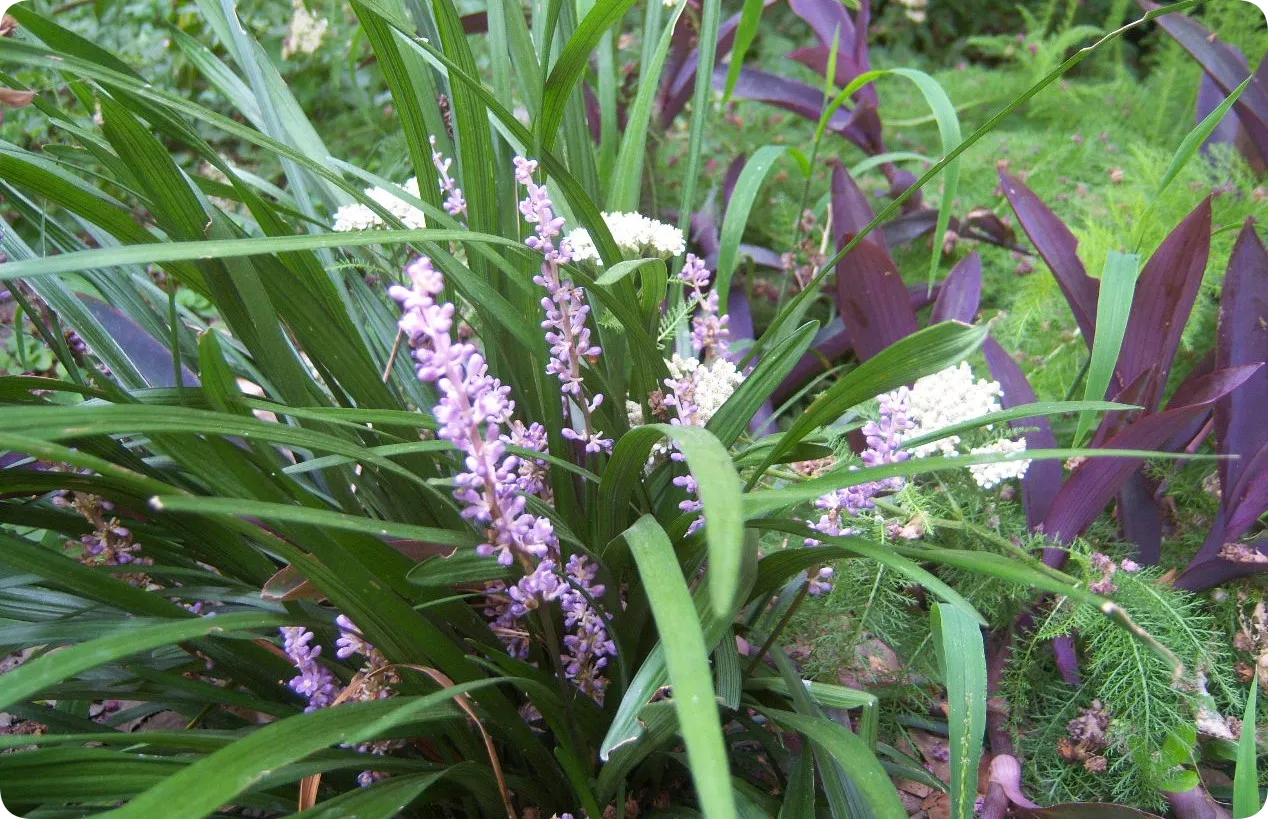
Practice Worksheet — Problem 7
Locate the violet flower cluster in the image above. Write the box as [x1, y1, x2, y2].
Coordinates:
[390, 256, 556, 568]
[680, 253, 729, 358]
[54, 491, 152, 584]
[514, 156, 612, 455]
[280, 626, 339, 712]
[802, 388, 914, 595]
[279, 617, 401, 786]
[662, 256, 742, 534]
[391, 241, 614, 703]
[430, 135, 467, 218]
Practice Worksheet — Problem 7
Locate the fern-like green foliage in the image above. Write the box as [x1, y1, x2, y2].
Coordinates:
[1010, 549, 1241, 809]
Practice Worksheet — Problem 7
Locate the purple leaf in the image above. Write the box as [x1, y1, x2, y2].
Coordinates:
[1176, 531, 1268, 593]
[908, 281, 940, 312]
[1137, 0, 1268, 169]
[1160, 351, 1215, 452]
[884, 166, 923, 211]
[983, 337, 1062, 532]
[770, 326, 854, 406]
[1114, 197, 1212, 413]
[1225, 440, 1268, 541]
[1054, 635, 1081, 686]
[788, 0, 855, 50]
[1090, 367, 1155, 449]
[727, 286, 772, 434]
[1176, 441, 1268, 591]
[79, 295, 200, 388]
[881, 208, 938, 246]
[999, 171, 1099, 347]
[772, 284, 941, 405]
[1213, 220, 1268, 496]
[719, 68, 877, 153]
[660, 1, 777, 125]
[831, 162, 916, 361]
[930, 252, 982, 324]
[831, 159, 889, 254]
[1043, 364, 1262, 554]
[1119, 472, 1163, 565]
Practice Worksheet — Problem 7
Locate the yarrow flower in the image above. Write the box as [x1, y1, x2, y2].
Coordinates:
[564, 211, 687, 265]
[888, 361, 1030, 488]
[392, 247, 615, 703]
[281, 0, 329, 59]
[332, 179, 427, 232]
[514, 156, 612, 455]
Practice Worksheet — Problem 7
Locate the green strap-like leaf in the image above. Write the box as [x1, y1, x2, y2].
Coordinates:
[715, 145, 786, 313]
[1234, 680, 1261, 818]
[760, 709, 907, 818]
[149, 495, 477, 547]
[598, 424, 745, 616]
[107, 682, 504, 819]
[623, 515, 737, 819]
[932, 603, 987, 819]
[0, 612, 287, 712]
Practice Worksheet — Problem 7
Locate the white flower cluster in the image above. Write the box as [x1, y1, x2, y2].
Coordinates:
[666, 354, 744, 425]
[898, 362, 1005, 458]
[331, 179, 427, 232]
[281, 0, 329, 59]
[968, 437, 1030, 489]
[882, 361, 1030, 490]
[565, 212, 686, 265]
[895, 0, 927, 23]
[625, 355, 745, 455]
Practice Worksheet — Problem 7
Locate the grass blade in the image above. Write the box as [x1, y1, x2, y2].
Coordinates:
[623, 515, 737, 819]
[932, 602, 987, 819]
[1234, 679, 1261, 818]
[1076, 250, 1141, 446]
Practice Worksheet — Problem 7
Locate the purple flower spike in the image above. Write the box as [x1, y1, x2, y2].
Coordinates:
[802, 388, 914, 593]
[280, 627, 339, 712]
[390, 256, 560, 567]
[429, 135, 466, 218]
[515, 156, 612, 455]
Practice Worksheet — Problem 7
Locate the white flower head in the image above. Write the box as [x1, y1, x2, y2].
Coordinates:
[666, 354, 744, 426]
[879, 361, 1031, 488]
[282, 0, 329, 59]
[563, 212, 686, 265]
[967, 437, 1031, 489]
[895, 361, 1005, 458]
[332, 179, 427, 232]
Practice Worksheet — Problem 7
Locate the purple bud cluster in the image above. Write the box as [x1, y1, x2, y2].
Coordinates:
[54, 492, 152, 579]
[680, 254, 729, 358]
[803, 389, 914, 595]
[514, 156, 612, 455]
[430, 135, 467, 217]
[660, 256, 741, 535]
[280, 627, 339, 711]
[390, 256, 557, 568]
[559, 554, 616, 702]
[392, 243, 614, 703]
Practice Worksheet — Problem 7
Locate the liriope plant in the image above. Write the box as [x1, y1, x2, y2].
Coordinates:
[0, 0, 1208, 815]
